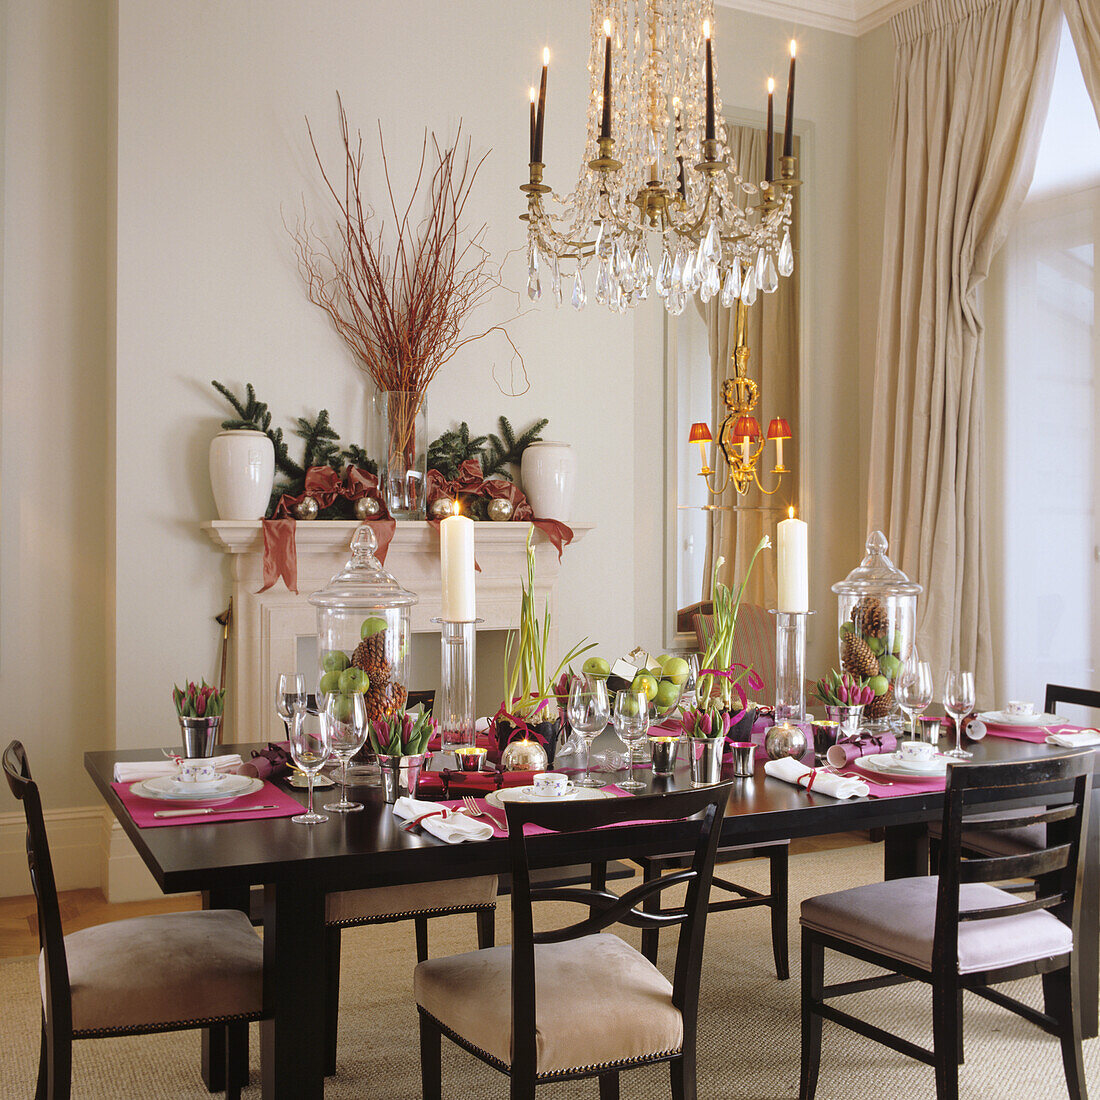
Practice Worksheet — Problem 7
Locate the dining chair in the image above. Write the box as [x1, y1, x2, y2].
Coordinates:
[799, 750, 1093, 1100]
[632, 840, 789, 979]
[414, 782, 733, 1100]
[3, 740, 265, 1100]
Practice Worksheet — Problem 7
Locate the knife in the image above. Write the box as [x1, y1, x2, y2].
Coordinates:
[153, 804, 279, 818]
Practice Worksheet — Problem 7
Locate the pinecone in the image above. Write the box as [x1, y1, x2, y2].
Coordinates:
[851, 596, 889, 638]
[364, 681, 407, 723]
[866, 687, 895, 720]
[351, 633, 392, 684]
[841, 632, 879, 677]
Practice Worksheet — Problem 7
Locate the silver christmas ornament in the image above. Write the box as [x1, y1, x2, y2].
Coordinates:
[354, 496, 381, 520]
[429, 498, 455, 520]
[487, 498, 514, 522]
[764, 721, 809, 761]
[294, 496, 319, 521]
[501, 736, 548, 772]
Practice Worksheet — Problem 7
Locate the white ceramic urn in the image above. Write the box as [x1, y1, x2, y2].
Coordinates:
[520, 441, 576, 521]
[209, 429, 275, 520]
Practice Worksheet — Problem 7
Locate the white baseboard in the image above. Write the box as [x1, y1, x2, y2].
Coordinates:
[0, 805, 104, 897]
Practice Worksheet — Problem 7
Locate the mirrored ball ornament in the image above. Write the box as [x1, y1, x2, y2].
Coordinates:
[487, 498, 514, 522]
[429, 498, 455, 520]
[764, 721, 809, 761]
[500, 736, 548, 772]
[294, 496, 319, 521]
[354, 496, 381, 520]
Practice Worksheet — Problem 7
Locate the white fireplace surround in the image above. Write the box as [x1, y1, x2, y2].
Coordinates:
[201, 520, 592, 745]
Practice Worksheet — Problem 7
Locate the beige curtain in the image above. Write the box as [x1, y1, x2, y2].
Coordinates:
[867, 0, 1060, 702]
[1063, 0, 1100, 121]
[702, 125, 800, 607]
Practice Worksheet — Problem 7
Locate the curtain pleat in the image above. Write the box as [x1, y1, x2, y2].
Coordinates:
[1063, 0, 1100, 124]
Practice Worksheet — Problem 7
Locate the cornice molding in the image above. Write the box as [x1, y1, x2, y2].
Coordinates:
[716, 0, 912, 37]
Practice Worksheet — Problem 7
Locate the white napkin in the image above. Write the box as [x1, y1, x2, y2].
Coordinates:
[113, 754, 243, 783]
[393, 796, 494, 843]
[764, 757, 870, 799]
[1046, 729, 1100, 748]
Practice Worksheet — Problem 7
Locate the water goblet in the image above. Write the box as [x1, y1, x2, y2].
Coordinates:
[943, 670, 975, 759]
[289, 698, 331, 824]
[612, 689, 650, 792]
[566, 675, 610, 788]
[276, 673, 307, 735]
[896, 655, 934, 740]
[323, 691, 369, 813]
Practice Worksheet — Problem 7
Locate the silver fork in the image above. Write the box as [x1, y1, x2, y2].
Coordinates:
[826, 767, 893, 786]
[462, 795, 505, 832]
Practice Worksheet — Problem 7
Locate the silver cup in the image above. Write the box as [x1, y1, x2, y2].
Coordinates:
[179, 716, 221, 758]
[689, 737, 724, 786]
[917, 715, 941, 744]
[727, 741, 755, 779]
[648, 736, 680, 776]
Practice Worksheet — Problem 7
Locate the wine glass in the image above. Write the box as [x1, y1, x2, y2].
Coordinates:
[276, 673, 307, 735]
[943, 670, 975, 759]
[896, 655, 934, 740]
[289, 698, 331, 824]
[612, 689, 650, 792]
[566, 675, 610, 788]
[323, 692, 369, 813]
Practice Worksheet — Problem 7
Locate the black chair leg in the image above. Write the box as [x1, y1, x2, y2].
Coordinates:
[598, 1069, 620, 1099]
[509, 1072, 536, 1100]
[418, 1011, 443, 1100]
[415, 915, 430, 963]
[42, 1017, 71, 1100]
[35, 1015, 48, 1100]
[476, 907, 495, 949]
[225, 1021, 248, 1100]
[1044, 964, 1087, 1100]
[670, 1049, 697, 1100]
[770, 846, 790, 980]
[799, 934, 823, 1100]
[640, 861, 660, 964]
[931, 980, 961, 1100]
[323, 926, 341, 1077]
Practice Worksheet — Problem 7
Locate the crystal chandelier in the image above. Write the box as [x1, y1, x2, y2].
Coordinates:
[523, 0, 801, 316]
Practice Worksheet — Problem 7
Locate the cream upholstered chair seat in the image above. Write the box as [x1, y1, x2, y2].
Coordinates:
[326, 875, 497, 924]
[50, 909, 263, 1035]
[801, 876, 1072, 976]
[415, 932, 682, 1075]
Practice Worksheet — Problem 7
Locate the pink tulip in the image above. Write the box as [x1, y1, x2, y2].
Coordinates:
[838, 684, 848, 703]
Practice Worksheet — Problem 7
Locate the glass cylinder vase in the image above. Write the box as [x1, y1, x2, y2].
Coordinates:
[374, 390, 427, 520]
[771, 610, 813, 723]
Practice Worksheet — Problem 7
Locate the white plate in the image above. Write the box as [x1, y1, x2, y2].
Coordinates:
[856, 752, 950, 779]
[159, 772, 233, 794]
[132, 775, 261, 802]
[486, 785, 615, 808]
[977, 710, 1062, 729]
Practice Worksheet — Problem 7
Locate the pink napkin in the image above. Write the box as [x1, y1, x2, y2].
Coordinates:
[112, 779, 303, 827]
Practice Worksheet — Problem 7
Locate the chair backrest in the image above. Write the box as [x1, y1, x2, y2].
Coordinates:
[935, 751, 1093, 975]
[1045, 683, 1100, 720]
[694, 602, 775, 703]
[503, 783, 732, 1070]
[3, 741, 72, 1033]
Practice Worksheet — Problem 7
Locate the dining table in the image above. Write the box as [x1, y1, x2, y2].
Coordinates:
[85, 732, 1100, 1100]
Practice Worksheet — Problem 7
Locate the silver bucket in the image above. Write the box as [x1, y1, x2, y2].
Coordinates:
[179, 716, 221, 758]
[689, 737, 723, 787]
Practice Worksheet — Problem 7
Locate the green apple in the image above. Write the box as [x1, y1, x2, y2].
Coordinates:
[866, 636, 884, 656]
[338, 667, 370, 694]
[331, 692, 354, 723]
[319, 670, 342, 695]
[654, 653, 671, 668]
[655, 679, 682, 710]
[839, 621, 855, 638]
[631, 672, 659, 702]
[868, 674, 889, 696]
[892, 630, 905, 655]
[360, 616, 387, 640]
[582, 656, 611, 680]
[663, 656, 691, 686]
[322, 649, 350, 673]
[878, 654, 901, 680]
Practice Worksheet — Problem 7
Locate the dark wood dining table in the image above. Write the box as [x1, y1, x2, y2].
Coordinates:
[85, 734, 1100, 1100]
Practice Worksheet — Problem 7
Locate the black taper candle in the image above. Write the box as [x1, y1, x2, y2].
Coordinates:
[783, 41, 796, 158]
[765, 78, 774, 183]
[535, 48, 548, 161]
[704, 24, 715, 142]
[600, 20, 612, 140]
[529, 88, 536, 163]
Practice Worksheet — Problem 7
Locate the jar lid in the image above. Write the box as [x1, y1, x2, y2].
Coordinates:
[831, 530, 922, 597]
[308, 527, 418, 610]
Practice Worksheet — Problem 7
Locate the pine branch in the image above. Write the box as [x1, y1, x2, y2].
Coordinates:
[294, 409, 342, 470]
[342, 444, 377, 474]
[211, 380, 272, 432]
[427, 422, 488, 480]
[482, 416, 547, 480]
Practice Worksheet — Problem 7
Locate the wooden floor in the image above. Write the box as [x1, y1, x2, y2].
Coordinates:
[0, 832, 871, 958]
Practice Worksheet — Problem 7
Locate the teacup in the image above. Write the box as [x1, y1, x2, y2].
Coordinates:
[532, 772, 571, 798]
[898, 740, 935, 763]
[179, 758, 218, 784]
[1006, 700, 1035, 717]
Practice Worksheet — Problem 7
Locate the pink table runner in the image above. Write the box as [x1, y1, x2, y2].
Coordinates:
[112, 779, 304, 828]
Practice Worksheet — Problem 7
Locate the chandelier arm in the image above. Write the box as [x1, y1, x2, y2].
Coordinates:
[751, 469, 785, 496]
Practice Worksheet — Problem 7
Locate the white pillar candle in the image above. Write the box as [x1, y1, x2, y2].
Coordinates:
[441, 512, 476, 621]
[777, 507, 808, 613]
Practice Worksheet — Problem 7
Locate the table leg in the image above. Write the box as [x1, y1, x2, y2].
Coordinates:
[201, 885, 251, 1092]
[882, 823, 929, 880]
[261, 882, 327, 1099]
[1080, 786, 1099, 1039]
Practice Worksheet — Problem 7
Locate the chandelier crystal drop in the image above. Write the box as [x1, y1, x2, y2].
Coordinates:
[522, 1, 801, 315]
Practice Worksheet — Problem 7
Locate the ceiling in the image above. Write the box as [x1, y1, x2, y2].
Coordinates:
[717, 0, 911, 37]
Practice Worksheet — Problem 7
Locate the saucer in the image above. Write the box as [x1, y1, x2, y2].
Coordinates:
[977, 710, 1062, 729]
[488, 785, 613, 806]
[890, 752, 945, 774]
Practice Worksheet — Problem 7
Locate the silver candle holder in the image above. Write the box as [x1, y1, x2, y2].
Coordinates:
[432, 617, 483, 751]
[770, 609, 814, 724]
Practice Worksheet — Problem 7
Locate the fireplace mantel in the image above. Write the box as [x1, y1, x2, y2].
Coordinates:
[201, 520, 592, 743]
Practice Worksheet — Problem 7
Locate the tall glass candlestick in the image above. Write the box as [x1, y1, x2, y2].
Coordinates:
[771, 610, 813, 723]
[433, 618, 483, 751]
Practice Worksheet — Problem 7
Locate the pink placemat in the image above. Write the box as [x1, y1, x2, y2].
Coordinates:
[848, 764, 947, 798]
[980, 722, 1085, 744]
[112, 779, 304, 828]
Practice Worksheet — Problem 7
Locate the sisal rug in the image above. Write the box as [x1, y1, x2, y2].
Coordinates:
[0, 843, 1097, 1098]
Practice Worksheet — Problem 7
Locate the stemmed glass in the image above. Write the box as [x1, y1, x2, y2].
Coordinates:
[276, 673, 307, 735]
[943, 670, 975, 759]
[289, 698, 331, 824]
[896, 653, 934, 740]
[566, 675, 610, 788]
[323, 692, 369, 812]
[612, 689, 650, 792]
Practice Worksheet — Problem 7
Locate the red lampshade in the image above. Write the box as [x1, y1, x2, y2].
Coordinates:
[688, 422, 713, 443]
[732, 415, 762, 442]
[767, 417, 792, 440]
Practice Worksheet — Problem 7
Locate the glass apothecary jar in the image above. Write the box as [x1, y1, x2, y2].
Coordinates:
[308, 526, 418, 726]
[831, 531, 922, 733]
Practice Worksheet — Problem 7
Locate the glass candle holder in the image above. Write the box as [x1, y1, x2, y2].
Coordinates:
[772, 610, 813, 723]
[434, 618, 483, 751]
